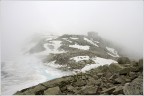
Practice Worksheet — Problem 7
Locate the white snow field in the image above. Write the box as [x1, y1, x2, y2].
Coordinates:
[70, 37, 79, 40]
[69, 44, 90, 50]
[81, 57, 117, 72]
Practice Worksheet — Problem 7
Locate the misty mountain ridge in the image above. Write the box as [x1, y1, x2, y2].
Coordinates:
[26, 32, 123, 73]
[15, 32, 143, 95]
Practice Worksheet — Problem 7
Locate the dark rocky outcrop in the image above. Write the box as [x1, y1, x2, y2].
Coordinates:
[117, 57, 130, 64]
[14, 60, 143, 95]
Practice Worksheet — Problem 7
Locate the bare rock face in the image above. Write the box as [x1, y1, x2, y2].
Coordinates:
[117, 57, 130, 64]
[44, 86, 62, 95]
[123, 76, 143, 95]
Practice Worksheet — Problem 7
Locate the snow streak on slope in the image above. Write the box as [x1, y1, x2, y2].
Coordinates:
[69, 44, 90, 50]
[84, 37, 99, 47]
[70, 37, 79, 40]
[81, 57, 117, 72]
[106, 47, 119, 57]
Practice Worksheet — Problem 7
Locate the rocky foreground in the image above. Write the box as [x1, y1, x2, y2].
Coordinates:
[14, 58, 143, 95]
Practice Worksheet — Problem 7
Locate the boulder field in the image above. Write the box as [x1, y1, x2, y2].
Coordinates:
[14, 58, 143, 95]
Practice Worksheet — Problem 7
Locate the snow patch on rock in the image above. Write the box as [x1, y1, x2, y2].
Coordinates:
[69, 44, 90, 50]
[106, 47, 119, 57]
[84, 37, 99, 47]
[70, 56, 90, 62]
[81, 57, 117, 72]
[70, 37, 79, 40]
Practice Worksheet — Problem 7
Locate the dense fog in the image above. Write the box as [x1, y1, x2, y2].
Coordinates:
[1, 1, 143, 61]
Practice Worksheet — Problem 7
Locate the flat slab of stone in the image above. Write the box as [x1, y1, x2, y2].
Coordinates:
[44, 86, 62, 95]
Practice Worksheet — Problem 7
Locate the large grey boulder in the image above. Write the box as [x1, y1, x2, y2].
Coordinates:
[108, 63, 123, 73]
[44, 86, 62, 95]
[113, 86, 124, 95]
[123, 76, 143, 95]
[138, 59, 143, 71]
[101, 86, 116, 94]
[78, 85, 98, 95]
[117, 57, 130, 64]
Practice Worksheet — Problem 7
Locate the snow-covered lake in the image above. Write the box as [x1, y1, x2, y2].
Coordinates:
[1, 54, 72, 95]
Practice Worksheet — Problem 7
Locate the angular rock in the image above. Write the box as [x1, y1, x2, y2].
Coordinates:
[114, 76, 125, 84]
[129, 72, 137, 80]
[87, 77, 97, 85]
[109, 74, 118, 80]
[138, 59, 143, 68]
[66, 85, 74, 91]
[131, 61, 138, 67]
[15, 84, 47, 95]
[130, 67, 139, 72]
[123, 76, 143, 95]
[113, 86, 124, 95]
[97, 73, 104, 77]
[138, 59, 143, 71]
[74, 80, 86, 87]
[108, 63, 123, 73]
[44, 86, 62, 95]
[119, 67, 130, 75]
[79, 85, 98, 95]
[117, 57, 130, 64]
[101, 86, 116, 94]
[42, 76, 72, 87]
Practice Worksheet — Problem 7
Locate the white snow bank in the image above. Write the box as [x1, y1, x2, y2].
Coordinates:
[106, 47, 119, 57]
[69, 44, 90, 50]
[70, 37, 79, 40]
[70, 56, 90, 62]
[81, 57, 117, 72]
[41, 40, 66, 55]
[84, 37, 99, 47]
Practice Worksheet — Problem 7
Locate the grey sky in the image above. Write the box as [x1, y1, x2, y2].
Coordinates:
[1, 1, 143, 61]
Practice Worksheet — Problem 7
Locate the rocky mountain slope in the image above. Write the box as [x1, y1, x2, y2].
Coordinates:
[28, 32, 120, 72]
[15, 32, 143, 95]
[15, 58, 143, 95]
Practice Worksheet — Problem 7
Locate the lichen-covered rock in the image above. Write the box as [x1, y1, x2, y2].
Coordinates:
[138, 59, 143, 71]
[42, 76, 73, 87]
[14, 84, 47, 95]
[101, 86, 116, 94]
[14, 60, 143, 95]
[78, 85, 98, 95]
[108, 63, 123, 73]
[123, 76, 143, 95]
[44, 86, 62, 95]
[117, 57, 130, 64]
[113, 86, 124, 95]
[119, 67, 131, 75]
[138, 59, 143, 67]
[114, 76, 125, 84]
